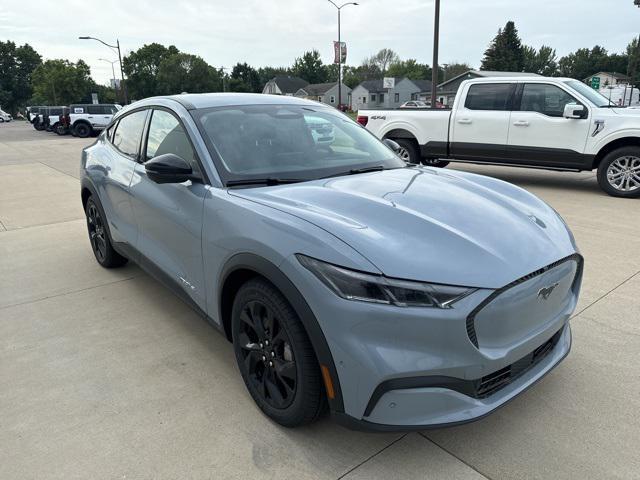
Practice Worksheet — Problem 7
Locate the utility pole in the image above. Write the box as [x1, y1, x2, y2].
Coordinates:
[79, 36, 129, 104]
[431, 0, 440, 109]
[327, 1, 358, 110]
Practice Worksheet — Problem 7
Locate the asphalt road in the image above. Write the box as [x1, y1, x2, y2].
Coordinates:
[1, 120, 638, 479]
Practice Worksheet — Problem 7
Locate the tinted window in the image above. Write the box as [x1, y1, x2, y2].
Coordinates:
[465, 83, 514, 111]
[104, 105, 118, 115]
[194, 104, 401, 181]
[145, 110, 197, 167]
[87, 105, 103, 114]
[520, 83, 580, 117]
[112, 110, 147, 158]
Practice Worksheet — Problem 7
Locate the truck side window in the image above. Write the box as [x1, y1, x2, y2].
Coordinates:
[465, 83, 514, 111]
[520, 84, 579, 117]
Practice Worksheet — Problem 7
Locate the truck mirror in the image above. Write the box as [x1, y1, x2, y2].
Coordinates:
[564, 104, 586, 119]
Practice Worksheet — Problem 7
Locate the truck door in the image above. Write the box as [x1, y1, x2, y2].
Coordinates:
[507, 82, 591, 169]
[450, 82, 516, 161]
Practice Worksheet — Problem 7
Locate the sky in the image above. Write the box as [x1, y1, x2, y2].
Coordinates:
[1, 0, 639, 85]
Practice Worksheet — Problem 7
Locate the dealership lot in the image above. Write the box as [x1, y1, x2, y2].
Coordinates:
[1, 121, 638, 479]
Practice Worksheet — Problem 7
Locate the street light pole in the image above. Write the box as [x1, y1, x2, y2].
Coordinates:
[431, 0, 440, 109]
[98, 58, 119, 100]
[79, 36, 129, 104]
[327, 1, 358, 110]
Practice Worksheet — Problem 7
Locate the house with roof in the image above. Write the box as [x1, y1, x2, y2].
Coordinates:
[262, 76, 309, 96]
[408, 79, 433, 102]
[294, 82, 352, 107]
[436, 70, 539, 107]
[584, 72, 630, 88]
[351, 77, 422, 111]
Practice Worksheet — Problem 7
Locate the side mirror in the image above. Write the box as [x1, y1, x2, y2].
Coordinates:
[144, 153, 194, 184]
[564, 104, 586, 119]
[383, 138, 402, 153]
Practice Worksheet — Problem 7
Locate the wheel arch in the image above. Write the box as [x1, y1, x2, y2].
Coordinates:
[219, 252, 345, 413]
[593, 136, 640, 169]
[383, 128, 418, 142]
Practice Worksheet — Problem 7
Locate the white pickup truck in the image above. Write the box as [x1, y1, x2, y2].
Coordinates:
[358, 76, 640, 198]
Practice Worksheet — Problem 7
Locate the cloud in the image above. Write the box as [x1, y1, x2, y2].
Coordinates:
[0, 0, 638, 84]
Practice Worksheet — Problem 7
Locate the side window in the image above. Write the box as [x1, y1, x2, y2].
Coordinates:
[145, 110, 198, 168]
[520, 83, 580, 117]
[112, 110, 148, 158]
[105, 121, 118, 142]
[395, 93, 400, 102]
[87, 105, 102, 115]
[465, 83, 514, 111]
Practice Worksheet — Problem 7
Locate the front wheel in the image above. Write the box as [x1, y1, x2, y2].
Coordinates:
[74, 123, 92, 138]
[597, 147, 640, 198]
[232, 278, 324, 427]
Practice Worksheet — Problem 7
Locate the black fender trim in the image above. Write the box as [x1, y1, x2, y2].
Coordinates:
[219, 253, 345, 413]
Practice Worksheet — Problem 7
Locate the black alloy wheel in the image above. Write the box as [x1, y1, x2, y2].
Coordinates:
[237, 299, 297, 410]
[84, 197, 127, 268]
[232, 278, 324, 427]
[75, 123, 91, 138]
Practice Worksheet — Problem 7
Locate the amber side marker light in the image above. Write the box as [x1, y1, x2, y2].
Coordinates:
[320, 365, 336, 400]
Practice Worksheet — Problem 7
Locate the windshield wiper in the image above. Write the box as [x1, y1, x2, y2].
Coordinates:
[322, 165, 388, 179]
[226, 178, 306, 187]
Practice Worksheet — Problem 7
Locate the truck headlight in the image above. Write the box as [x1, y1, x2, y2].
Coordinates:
[297, 255, 476, 308]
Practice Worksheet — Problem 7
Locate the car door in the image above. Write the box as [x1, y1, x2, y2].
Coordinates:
[129, 108, 208, 310]
[507, 82, 592, 168]
[450, 82, 516, 161]
[102, 105, 117, 127]
[97, 109, 149, 250]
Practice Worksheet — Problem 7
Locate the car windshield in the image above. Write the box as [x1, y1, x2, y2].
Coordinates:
[564, 80, 613, 107]
[193, 104, 404, 185]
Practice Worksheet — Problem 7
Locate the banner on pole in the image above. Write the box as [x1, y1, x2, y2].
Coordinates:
[333, 41, 347, 64]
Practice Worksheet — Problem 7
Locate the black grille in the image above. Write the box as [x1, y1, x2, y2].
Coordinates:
[473, 328, 562, 399]
[466, 254, 583, 348]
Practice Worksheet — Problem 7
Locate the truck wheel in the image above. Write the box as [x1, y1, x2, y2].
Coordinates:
[423, 158, 450, 168]
[34, 122, 45, 131]
[74, 123, 92, 138]
[394, 139, 421, 165]
[597, 147, 640, 198]
[55, 124, 67, 135]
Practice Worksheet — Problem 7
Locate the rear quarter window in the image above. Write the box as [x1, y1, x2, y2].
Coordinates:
[465, 83, 515, 111]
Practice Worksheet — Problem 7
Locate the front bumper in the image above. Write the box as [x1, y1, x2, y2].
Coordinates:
[280, 254, 582, 431]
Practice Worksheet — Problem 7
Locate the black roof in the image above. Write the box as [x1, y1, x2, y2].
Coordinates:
[410, 80, 433, 92]
[269, 76, 309, 94]
[298, 82, 338, 95]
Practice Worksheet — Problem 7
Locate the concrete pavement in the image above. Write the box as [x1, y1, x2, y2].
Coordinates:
[1, 121, 638, 479]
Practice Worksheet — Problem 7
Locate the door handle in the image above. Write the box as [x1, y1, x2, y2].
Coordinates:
[457, 118, 472, 125]
[513, 120, 529, 126]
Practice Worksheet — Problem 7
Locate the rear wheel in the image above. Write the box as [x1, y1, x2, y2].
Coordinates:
[393, 138, 421, 165]
[232, 278, 324, 427]
[85, 196, 128, 268]
[74, 122, 92, 138]
[597, 147, 640, 198]
[55, 124, 67, 135]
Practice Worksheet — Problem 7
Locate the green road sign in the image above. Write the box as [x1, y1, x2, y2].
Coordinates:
[591, 76, 601, 89]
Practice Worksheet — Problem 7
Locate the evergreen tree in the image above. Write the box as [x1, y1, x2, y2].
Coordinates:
[291, 50, 327, 84]
[628, 37, 640, 87]
[481, 21, 524, 72]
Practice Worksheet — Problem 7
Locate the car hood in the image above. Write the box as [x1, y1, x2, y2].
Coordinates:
[229, 167, 577, 288]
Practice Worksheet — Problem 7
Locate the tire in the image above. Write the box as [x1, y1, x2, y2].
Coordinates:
[34, 122, 45, 131]
[393, 138, 421, 165]
[84, 196, 128, 268]
[0, 118, 4, 123]
[597, 147, 640, 198]
[232, 278, 324, 427]
[74, 122, 92, 138]
[423, 158, 450, 168]
[55, 124, 67, 135]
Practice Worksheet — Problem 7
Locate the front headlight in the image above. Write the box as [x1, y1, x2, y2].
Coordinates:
[297, 255, 476, 308]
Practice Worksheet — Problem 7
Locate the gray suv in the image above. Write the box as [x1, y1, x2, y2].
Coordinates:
[80, 93, 583, 430]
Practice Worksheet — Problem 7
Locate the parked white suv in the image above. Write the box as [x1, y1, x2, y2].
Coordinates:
[359, 76, 640, 198]
[69, 103, 121, 138]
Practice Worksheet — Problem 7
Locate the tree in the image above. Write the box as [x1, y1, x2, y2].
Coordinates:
[627, 36, 640, 86]
[122, 43, 180, 100]
[291, 50, 327, 84]
[441, 63, 472, 82]
[156, 53, 222, 94]
[256, 66, 290, 91]
[31, 59, 93, 105]
[366, 48, 400, 75]
[481, 21, 524, 72]
[387, 59, 431, 80]
[0, 41, 41, 114]
[522, 45, 558, 76]
[229, 62, 261, 92]
[558, 46, 619, 80]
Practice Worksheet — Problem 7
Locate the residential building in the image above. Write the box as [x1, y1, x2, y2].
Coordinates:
[294, 82, 352, 107]
[352, 78, 422, 111]
[584, 72, 631, 87]
[436, 70, 539, 107]
[408, 79, 433, 102]
[262, 76, 309, 96]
